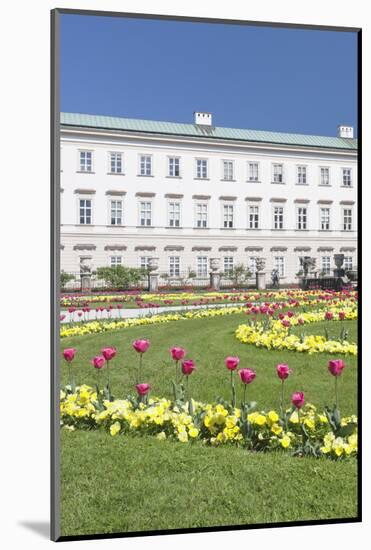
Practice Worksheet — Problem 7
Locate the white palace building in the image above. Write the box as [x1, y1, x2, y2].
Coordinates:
[60, 111, 357, 285]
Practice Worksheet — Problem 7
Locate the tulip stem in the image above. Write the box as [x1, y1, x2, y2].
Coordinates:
[243, 383, 247, 409]
[175, 360, 179, 385]
[335, 376, 339, 410]
[280, 380, 284, 416]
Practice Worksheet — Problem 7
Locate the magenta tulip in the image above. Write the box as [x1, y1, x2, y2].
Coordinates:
[132, 339, 150, 353]
[328, 359, 345, 377]
[101, 347, 117, 361]
[225, 356, 240, 371]
[339, 312, 346, 321]
[181, 359, 196, 376]
[325, 311, 334, 321]
[276, 363, 291, 380]
[136, 383, 150, 396]
[63, 348, 76, 362]
[291, 391, 305, 409]
[170, 346, 186, 361]
[238, 368, 256, 384]
[91, 356, 106, 369]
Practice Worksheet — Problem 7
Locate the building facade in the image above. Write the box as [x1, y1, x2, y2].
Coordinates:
[60, 112, 357, 285]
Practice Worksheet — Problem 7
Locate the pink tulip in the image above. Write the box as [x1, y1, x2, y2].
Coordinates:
[291, 391, 305, 409]
[170, 346, 186, 361]
[287, 310, 294, 318]
[276, 363, 291, 380]
[325, 311, 334, 321]
[63, 348, 76, 362]
[328, 359, 345, 377]
[281, 320, 290, 328]
[238, 368, 256, 384]
[136, 383, 150, 396]
[132, 339, 150, 353]
[91, 355, 106, 369]
[298, 318, 305, 325]
[225, 356, 240, 371]
[181, 359, 196, 376]
[339, 312, 346, 321]
[101, 347, 117, 361]
[278, 313, 285, 320]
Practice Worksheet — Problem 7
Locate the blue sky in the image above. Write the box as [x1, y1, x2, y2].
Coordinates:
[60, 14, 358, 137]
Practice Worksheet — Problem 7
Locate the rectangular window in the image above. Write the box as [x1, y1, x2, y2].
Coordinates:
[110, 256, 122, 267]
[223, 204, 234, 228]
[168, 157, 180, 177]
[110, 152, 123, 174]
[297, 165, 307, 185]
[139, 201, 152, 226]
[273, 206, 284, 229]
[140, 257, 150, 270]
[248, 162, 259, 182]
[320, 167, 330, 186]
[79, 199, 92, 224]
[197, 256, 208, 277]
[248, 205, 259, 229]
[320, 208, 330, 230]
[139, 155, 152, 176]
[272, 164, 283, 183]
[79, 150, 92, 172]
[344, 256, 353, 270]
[196, 159, 208, 179]
[224, 257, 234, 276]
[168, 202, 181, 227]
[274, 256, 285, 277]
[248, 256, 257, 275]
[110, 200, 123, 225]
[296, 207, 307, 230]
[196, 203, 208, 228]
[343, 208, 353, 231]
[222, 160, 234, 181]
[321, 256, 331, 275]
[342, 168, 352, 187]
[169, 256, 180, 276]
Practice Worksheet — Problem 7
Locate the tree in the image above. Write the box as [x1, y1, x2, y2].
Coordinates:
[96, 266, 146, 290]
[229, 263, 252, 287]
[60, 271, 75, 289]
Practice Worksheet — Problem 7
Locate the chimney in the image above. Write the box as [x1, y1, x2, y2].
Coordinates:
[337, 125, 354, 139]
[194, 112, 212, 126]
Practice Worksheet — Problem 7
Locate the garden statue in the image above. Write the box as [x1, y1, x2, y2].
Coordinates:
[255, 257, 266, 272]
[255, 257, 266, 290]
[148, 257, 159, 291]
[79, 257, 92, 291]
[271, 268, 279, 289]
[209, 258, 221, 290]
[300, 256, 316, 278]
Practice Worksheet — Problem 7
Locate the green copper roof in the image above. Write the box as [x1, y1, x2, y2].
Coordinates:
[61, 112, 358, 151]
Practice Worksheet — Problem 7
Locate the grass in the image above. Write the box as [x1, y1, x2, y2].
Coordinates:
[60, 312, 358, 536]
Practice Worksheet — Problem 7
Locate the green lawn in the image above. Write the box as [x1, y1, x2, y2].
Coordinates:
[60, 313, 358, 536]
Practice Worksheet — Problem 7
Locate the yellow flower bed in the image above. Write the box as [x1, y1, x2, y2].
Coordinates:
[235, 302, 357, 355]
[60, 385, 357, 460]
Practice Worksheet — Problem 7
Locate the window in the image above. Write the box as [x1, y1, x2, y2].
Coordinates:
[248, 162, 259, 182]
[140, 257, 150, 270]
[344, 256, 353, 270]
[169, 256, 180, 276]
[274, 256, 285, 277]
[79, 199, 92, 224]
[248, 256, 257, 275]
[321, 256, 331, 275]
[248, 205, 259, 229]
[297, 165, 307, 185]
[272, 164, 283, 183]
[168, 202, 181, 227]
[139, 201, 152, 226]
[273, 206, 284, 229]
[196, 203, 208, 228]
[109, 152, 123, 174]
[296, 207, 307, 230]
[343, 208, 353, 231]
[110, 200, 123, 225]
[110, 256, 122, 267]
[320, 208, 330, 230]
[139, 155, 152, 176]
[224, 257, 234, 276]
[197, 256, 208, 277]
[222, 160, 234, 181]
[320, 167, 330, 186]
[196, 159, 208, 179]
[342, 168, 352, 187]
[223, 204, 234, 228]
[168, 157, 180, 177]
[79, 151, 92, 172]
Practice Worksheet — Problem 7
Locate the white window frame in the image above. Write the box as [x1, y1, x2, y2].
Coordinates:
[222, 203, 234, 229]
[196, 256, 208, 277]
[195, 202, 208, 228]
[138, 200, 153, 227]
[321, 256, 331, 275]
[274, 256, 285, 277]
[319, 207, 331, 231]
[195, 158, 208, 179]
[109, 198, 123, 226]
[296, 165, 307, 185]
[342, 167, 352, 187]
[296, 206, 308, 230]
[168, 201, 181, 228]
[78, 150, 93, 172]
[168, 156, 181, 177]
[342, 207, 353, 231]
[169, 256, 181, 277]
[272, 163, 284, 183]
[138, 154, 153, 176]
[248, 256, 257, 275]
[222, 160, 234, 181]
[110, 256, 122, 267]
[248, 162, 260, 182]
[223, 256, 234, 276]
[319, 166, 330, 186]
[272, 205, 284, 230]
[247, 204, 260, 229]
[139, 256, 150, 270]
[108, 152, 123, 174]
[78, 197, 93, 225]
[343, 256, 353, 270]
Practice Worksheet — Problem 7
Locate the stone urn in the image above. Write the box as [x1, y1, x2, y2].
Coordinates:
[148, 257, 159, 272]
[209, 258, 221, 290]
[210, 257, 221, 273]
